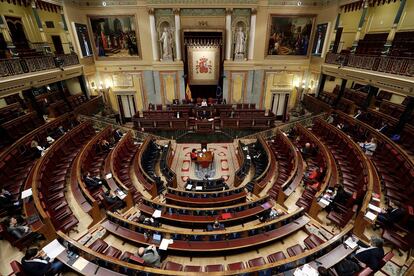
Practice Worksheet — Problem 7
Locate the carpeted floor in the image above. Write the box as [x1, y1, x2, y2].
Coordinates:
[171, 143, 238, 189]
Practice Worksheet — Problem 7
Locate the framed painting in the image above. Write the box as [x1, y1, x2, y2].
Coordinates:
[266, 15, 315, 57]
[187, 45, 220, 85]
[88, 15, 139, 59]
[312, 23, 330, 57]
[72, 23, 93, 58]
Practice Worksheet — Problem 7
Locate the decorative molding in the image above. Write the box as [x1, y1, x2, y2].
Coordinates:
[268, 0, 332, 6]
[180, 8, 226, 16]
[147, 0, 257, 4]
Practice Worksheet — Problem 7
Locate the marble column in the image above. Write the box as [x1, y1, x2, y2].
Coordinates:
[148, 8, 160, 61]
[351, 0, 369, 52]
[173, 9, 181, 61]
[248, 8, 256, 60]
[60, 8, 73, 53]
[383, 0, 407, 54]
[225, 8, 232, 60]
[31, 2, 47, 44]
[329, 8, 342, 53]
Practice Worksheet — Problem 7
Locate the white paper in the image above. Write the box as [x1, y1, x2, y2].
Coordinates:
[372, 197, 380, 202]
[152, 209, 162, 218]
[72, 256, 88, 270]
[105, 173, 112, 179]
[21, 188, 33, 199]
[365, 211, 377, 221]
[186, 184, 192, 190]
[116, 190, 126, 200]
[294, 264, 318, 276]
[344, 237, 358, 249]
[196, 186, 203, 191]
[318, 198, 330, 207]
[368, 204, 382, 213]
[159, 238, 173, 250]
[42, 239, 65, 259]
[246, 155, 251, 160]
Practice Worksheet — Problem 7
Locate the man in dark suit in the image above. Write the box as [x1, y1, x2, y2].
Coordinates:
[376, 201, 406, 227]
[21, 248, 64, 275]
[83, 172, 111, 191]
[0, 188, 21, 214]
[354, 237, 385, 271]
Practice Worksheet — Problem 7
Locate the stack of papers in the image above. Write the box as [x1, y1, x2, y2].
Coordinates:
[42, 239, 65, 259]
[195, 186, 203, 191]
[160, 238, 174, 250]
[152, 209, 162, 218]
[344, 237, 358, 249]
[21, 188, 33, 199]
[368, 204, 382, 213]
[105, 173, 112, 179]
[294, 264, 318, 276]
[72, 257, 88, 271]
[185, 184, 193, 190]
[365, 211, 377, 221]
[116, 189, 126, 200]
[318, 198, 331, 207]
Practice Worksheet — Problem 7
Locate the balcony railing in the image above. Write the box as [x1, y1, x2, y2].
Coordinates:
[325, 52, 414, 77]
[0, 53, 80, 78]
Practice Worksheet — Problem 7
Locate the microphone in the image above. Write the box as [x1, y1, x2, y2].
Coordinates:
[315, 260, 322, 266]
[93, 259, 100, 274]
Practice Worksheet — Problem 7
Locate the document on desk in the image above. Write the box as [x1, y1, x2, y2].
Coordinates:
[42, 239, 65, 259]
[368, 203, 381, 213]
[105, 173, 112, 179]
[186, 184, 192, 190]
[72, 256, 88, 271]
[344, 237, 358, 249]
[318, 197, 330, 207]
[159, 238, 174, 250]
[152, 209, 162, 218]
[365, 211, 377, 221]
[195, 186, 203, 191]
[21, 188, 32, 199]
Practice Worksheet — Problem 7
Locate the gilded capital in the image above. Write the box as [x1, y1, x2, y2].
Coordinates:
[251, 8, 257, 15]
[173, 8, 180, 15]
[148, 8, 155, 15]
[225, 8, 233, 16]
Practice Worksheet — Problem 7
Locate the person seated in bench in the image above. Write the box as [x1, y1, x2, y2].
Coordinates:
[137, 244, 161, 268]
[99, 139, 111, 152]
[114, 129, 123, 142]
[31, 140, 46, 158]
[201, 98, 208, 107]
[360, 138, 377, 156]
[190, 149, 198, 161]
[336, 237, 385, 275]
[5, 216, 31, 239]
[103, 190, 124, 211]
[0, 189, 21, 215]
[21, 247, 64, 276]
[374, 201, 405, 229]
[354, 109, 363, 119]
[83, 172, 111, 191]
[300, 142, 316, 158]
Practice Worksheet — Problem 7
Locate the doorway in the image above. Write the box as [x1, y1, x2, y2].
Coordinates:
[271, 92, 290, 121]
[51, 35, 64, 55]
[5, 16, 28, 49]
[116, 94, 136, 123]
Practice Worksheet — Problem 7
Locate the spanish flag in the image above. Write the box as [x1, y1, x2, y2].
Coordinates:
[185, 83, 192, 101]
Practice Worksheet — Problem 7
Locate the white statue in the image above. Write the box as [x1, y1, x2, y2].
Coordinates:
[234, 26, 246, 56]
[159, 27, 173, 60]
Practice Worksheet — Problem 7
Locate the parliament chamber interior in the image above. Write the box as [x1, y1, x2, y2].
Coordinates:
[0, 0, 414, 275]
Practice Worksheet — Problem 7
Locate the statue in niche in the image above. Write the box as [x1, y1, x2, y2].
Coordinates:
[234, 26, 246, 60]
[159, 26, 173, 60]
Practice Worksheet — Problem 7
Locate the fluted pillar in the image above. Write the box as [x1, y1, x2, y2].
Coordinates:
[329, 8, 342, 53]
[351, 0, 369, 52]
[174, 9, 181, 61]
[248, 8, 256, 60]
[383, 0, 407, 54]
[225, 8, 232, 60]
[148, 8, 159, 61]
